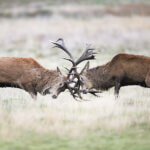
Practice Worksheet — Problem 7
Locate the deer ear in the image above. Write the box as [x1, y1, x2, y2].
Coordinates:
[57, 67, 62, 76]
[85, 61, 90, 70]
[80, 61, 90, 74]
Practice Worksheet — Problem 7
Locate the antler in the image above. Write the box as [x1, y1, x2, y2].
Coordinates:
[69, 44, 96, 97]
[52, 38, 79, 99]
[52, 38, 96, 100]
[52, 38, 73, 60]
[75, 44, 96, 65]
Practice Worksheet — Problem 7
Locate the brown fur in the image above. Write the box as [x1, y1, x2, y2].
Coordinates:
[0, 57, 66, 99]
[81, 53, 150, 96]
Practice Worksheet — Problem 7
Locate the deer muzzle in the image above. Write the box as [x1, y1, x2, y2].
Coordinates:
[82, 89, 87, 94]
[52, 94, 57, 99]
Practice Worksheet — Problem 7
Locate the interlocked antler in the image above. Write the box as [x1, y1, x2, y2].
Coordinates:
[51, 38, 78, 99]
[52, 38, 96, 99]
[71, 44, 97, 97]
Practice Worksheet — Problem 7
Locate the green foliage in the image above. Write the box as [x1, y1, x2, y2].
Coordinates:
[0, 125, 150, 150]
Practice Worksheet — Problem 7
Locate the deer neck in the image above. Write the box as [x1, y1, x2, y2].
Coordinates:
[87, 64, 109, 90]
[35, 69, 56, 93]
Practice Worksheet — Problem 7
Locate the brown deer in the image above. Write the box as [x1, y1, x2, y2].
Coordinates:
[0, 57, 66, 100]
[78, 53, 150, 97]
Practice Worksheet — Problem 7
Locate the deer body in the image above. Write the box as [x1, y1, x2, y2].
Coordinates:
[0, 57, 66, 99]
[81, 53, 150, 96]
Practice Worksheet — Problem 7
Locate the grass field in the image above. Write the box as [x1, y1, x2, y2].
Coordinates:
[1, 125, 150, 150]
[0, 1, 150, 150]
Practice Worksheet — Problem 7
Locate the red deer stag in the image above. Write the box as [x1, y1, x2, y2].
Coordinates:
[78, 53, 150, 97]
[0, 57, 66, 100]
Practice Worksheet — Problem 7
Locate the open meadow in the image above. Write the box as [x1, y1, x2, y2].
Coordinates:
[0, 0, 150, 149]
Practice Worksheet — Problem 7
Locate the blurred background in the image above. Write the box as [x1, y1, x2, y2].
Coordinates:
[0, 0, 150, 68]
[0, 0, 150, 149]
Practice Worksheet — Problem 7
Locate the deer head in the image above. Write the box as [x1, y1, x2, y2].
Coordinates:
[41, 67, 66, 99]
[79, 61, 93, 94]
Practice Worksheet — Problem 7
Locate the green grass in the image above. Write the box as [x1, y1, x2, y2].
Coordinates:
[0, 125, 150, 150]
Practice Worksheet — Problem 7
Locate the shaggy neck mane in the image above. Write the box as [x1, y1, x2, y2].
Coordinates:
[87, 63, 109, 90]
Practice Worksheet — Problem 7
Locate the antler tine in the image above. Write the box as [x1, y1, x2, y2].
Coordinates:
[63, 58, 75, 65]
[75, 44, 95, 65]
[51, 38, 74, 61]
[64, 67, 70, 72]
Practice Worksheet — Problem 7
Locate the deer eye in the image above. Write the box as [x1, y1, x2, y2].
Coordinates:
[59, 83, 63, 87]
[80, 77, 84, 81]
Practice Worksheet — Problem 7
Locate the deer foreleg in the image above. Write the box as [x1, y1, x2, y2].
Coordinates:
[145, 71, 150, 87]
[23, 84, 37, 100]
[29, 92, 37, 100]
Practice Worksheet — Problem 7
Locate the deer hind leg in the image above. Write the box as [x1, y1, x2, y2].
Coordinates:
[114, 76, 122, 99]
[114, 82, 121, 99]
[145, 71, 150, 87]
